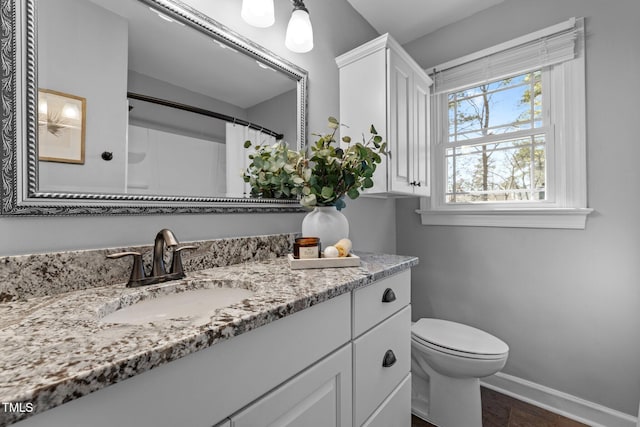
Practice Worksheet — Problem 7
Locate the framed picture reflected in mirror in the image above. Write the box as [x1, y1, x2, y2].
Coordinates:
[37, 88, 86, 164]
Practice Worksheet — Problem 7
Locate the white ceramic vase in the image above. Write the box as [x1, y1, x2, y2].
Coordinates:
[301, 206, 349, 249]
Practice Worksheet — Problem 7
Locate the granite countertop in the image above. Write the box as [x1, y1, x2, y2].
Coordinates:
[0, 252, 417, 426]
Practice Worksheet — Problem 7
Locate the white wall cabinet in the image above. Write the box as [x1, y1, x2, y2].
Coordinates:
[337, 34, 432, 197]
[16, 271, 412, 427]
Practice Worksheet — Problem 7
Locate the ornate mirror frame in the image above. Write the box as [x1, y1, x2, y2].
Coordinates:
[0, 0, 308, 215]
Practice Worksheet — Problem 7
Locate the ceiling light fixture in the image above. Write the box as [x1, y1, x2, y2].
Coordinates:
[241, 0, 275, 28]
[241, 0, 314, 53]
[285, 0, 313, 53]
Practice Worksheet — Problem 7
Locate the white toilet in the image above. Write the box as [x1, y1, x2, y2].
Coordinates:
[411, 318, 509, 427]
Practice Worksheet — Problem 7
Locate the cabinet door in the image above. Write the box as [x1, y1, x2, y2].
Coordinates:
[388, 49, 415, 195]
[353, 306, 411, 426]
[339, 48, 388, 194]
[412, 74, 431, 196]
[361, 374, 411, 427]
[231, 345, 352, 427]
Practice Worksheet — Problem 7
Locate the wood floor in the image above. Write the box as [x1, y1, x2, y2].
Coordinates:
[411, 387, 588, 427]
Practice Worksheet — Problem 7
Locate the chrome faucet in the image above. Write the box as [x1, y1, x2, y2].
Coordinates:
[107, 229, 197, 287]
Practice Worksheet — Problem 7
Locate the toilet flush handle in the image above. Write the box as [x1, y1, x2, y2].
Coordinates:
[382, 288, 396, 303]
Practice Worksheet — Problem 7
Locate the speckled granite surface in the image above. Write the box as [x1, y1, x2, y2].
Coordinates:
[0, 233, 296, 302]
[0, 251, 417, 426]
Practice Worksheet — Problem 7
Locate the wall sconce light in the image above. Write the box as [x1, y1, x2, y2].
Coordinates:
[241, 0, 314, 53]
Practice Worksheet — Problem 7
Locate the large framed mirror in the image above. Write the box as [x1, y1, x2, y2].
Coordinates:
[0, 0, 307, 215]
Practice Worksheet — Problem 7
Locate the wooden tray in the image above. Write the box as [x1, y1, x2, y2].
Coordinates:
[287, 253, 361, 269]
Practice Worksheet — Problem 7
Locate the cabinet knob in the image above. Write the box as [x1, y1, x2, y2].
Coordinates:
[381, 288, 397, 303]
[382, 349, 397, 368]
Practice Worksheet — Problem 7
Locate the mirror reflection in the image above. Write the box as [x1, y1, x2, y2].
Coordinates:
[36, 0, 299, 199]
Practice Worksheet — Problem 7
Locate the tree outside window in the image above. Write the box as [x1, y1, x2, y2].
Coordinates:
[446, 71, 546, 203]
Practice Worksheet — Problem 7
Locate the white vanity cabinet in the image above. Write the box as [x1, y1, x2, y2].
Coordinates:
[14, 270, 413, 427]
[15, 293, 352, 427]
[227, 269, 412, 427]
[337, 34, 432, 197]
[352, 270, 412, 426]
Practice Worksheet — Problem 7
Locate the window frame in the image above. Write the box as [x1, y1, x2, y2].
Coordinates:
[418, 17, 592, 229]
[443, 69, 552, 205]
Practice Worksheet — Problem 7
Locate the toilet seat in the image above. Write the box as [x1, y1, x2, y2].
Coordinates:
[412, 318, 509, 360]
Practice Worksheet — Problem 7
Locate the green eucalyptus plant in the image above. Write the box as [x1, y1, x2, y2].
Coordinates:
[243, 116, 386, 210]
[298, 116, 386, 210]
[242, 140, 304, 199]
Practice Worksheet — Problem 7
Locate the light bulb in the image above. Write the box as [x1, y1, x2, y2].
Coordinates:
[38, 98, 47, 115]
[241, 0, 275, 28]
[285, 9, 313, 53]
[61, 103, 80, 120]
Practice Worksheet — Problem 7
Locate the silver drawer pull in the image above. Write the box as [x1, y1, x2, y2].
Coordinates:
[382, 349, 397, 368]
[381, 288, 396, 303]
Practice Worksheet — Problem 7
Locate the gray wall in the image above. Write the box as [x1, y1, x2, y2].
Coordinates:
[247, 89, 298, 147]
[398, 0, 640, 416]
[0, 0, 392, 256]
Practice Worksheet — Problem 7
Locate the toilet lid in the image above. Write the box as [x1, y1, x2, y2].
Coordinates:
[412, 318, 509, 356]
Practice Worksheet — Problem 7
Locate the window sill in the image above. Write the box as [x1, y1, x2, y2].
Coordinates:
[416, 206, 593, 229]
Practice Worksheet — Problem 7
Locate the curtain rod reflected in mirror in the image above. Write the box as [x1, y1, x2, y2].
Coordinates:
[127, 92, 284, 140]
[0, 0, 308, 215]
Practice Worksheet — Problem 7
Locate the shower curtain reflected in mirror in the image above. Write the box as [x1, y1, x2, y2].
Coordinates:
[225, 123, 275, 198]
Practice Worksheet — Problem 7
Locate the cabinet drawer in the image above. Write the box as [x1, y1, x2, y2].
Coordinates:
[353, 270, 410, 337]
[353, 306, 411, 427]
[362, 374, 411, 427]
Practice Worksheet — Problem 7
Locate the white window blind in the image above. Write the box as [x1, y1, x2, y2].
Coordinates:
[432, 18, 578, 94]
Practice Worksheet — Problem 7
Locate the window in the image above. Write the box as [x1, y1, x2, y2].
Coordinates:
[447, 71, 546, 203]
[419, 17, 592, 229]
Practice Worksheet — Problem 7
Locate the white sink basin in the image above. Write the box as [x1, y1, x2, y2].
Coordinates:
[100, 283, 254, 325]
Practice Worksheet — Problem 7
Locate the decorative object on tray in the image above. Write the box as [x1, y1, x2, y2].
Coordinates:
[289, 238, 356, 269]
[293, 237, 321, 259]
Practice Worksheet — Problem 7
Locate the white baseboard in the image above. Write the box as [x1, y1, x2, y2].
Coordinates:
[481, 372, 638, 427]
